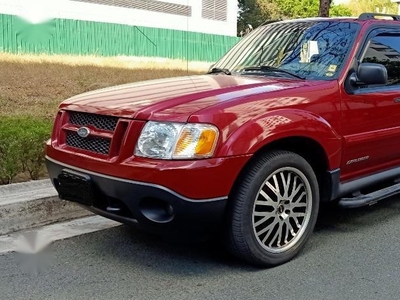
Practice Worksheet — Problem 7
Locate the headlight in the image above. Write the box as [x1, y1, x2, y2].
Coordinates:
[135, 122, 219, 159]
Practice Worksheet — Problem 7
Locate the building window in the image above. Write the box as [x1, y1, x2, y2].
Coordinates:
[202, 0, 227, 21]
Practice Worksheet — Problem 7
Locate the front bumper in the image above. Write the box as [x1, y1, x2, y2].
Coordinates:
[46, 140, 251, 200]
[46, 157, 228, 237]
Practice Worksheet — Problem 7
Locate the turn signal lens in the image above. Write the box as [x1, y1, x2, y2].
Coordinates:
[195, 129, 218, 155]
[173, 125, 219, 159]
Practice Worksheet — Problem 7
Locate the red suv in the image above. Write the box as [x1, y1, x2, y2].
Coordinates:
[46, 13, 400, 267]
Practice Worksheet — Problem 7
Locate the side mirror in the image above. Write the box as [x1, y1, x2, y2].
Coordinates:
[350, 63, 388, 86]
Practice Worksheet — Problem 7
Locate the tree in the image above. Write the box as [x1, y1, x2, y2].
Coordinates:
[330, 4, 352, 17]
[237, 0, 352, 36]
[273, 0, 319, 18]
[319, 0, 331, 17]
[237, 0, 281, 35]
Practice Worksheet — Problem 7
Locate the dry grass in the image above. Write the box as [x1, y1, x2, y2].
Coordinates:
[0, 53, 207, 184]
[0, 53, 206, 119]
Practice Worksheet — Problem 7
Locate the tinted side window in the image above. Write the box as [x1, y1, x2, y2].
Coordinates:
[362, 35, 400, 85]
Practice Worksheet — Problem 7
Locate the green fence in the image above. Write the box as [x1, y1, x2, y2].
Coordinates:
[0, 14, 239, 62]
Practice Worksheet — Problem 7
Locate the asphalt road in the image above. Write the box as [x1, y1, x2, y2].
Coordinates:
[2, 197, 400, 300]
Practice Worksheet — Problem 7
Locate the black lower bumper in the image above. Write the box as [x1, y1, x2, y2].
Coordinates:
[46, 157, 228, 238]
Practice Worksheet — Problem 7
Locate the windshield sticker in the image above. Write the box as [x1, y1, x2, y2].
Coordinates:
[325, 72, 334, 77]
[328, 65, 337, 72]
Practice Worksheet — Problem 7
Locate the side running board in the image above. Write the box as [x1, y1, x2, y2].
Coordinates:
[338, 182, 400, 208]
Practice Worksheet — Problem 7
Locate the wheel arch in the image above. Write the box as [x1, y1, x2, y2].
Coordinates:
[229, 136, 333, 202]
[216, 109, 341, 170]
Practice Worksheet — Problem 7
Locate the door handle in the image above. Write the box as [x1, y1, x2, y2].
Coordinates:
[394, 98, 400, 103]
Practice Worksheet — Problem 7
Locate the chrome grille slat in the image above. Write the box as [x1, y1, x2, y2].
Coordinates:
[69, 112, 118, 131]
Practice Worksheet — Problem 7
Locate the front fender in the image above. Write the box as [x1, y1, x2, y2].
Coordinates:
[216, 109, 342, 169]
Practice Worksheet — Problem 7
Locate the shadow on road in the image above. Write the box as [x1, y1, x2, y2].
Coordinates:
[79, 195, 400, 274]
[316, 195, 400, 232]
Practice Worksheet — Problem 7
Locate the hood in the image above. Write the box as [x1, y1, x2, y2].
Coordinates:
[60, 75, 325, 122]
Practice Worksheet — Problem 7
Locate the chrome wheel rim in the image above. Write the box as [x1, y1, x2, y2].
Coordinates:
[252, 167, 312, 253]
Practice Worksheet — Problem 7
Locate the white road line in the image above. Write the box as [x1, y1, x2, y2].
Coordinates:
[0, 216, 121, 255]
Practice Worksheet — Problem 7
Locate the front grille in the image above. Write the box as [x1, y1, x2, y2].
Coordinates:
[66, 131, 111, 155]
[69, 112, 118, 131]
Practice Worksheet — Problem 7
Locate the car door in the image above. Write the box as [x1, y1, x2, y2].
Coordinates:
[341, 27, 400, 182]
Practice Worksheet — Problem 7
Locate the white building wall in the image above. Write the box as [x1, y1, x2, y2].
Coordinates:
[0, 0, 238, 37]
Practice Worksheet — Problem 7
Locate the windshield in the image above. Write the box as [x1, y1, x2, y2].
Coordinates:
[213, 21, 360, 80]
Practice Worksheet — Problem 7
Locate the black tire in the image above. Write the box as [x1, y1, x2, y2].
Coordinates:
[225, 150, 319, 267]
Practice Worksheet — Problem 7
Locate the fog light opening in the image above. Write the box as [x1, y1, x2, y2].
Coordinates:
[139, 198, 175, 223]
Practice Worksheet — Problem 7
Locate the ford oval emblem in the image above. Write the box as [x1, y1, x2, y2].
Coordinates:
[77, 127, 90, 138]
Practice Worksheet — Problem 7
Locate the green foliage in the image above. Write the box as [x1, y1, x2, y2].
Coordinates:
[330, 4, 352, 17]
[237, 0, 276, 34]
[0, 116, 52, 184]
[273, 0, 319, 18]
[0, 133, 20, 184]
[237, 0, 353, 34]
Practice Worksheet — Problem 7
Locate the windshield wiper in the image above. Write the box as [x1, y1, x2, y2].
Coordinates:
[207, 68, 231, 75]
[241, 65, 305, 80]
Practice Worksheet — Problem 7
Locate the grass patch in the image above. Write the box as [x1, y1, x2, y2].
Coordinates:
[0, 53, 205, 183]
[0, 116, 52, 184]
[0, 53, 206, 119]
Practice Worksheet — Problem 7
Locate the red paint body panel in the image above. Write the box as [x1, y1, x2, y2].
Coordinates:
[340, 89, 400, 181]
[60, 76, 273, 121]
[47, 18, 400, 201]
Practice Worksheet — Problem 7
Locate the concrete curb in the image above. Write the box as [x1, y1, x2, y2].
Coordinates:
[0, 180, 92, 235]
